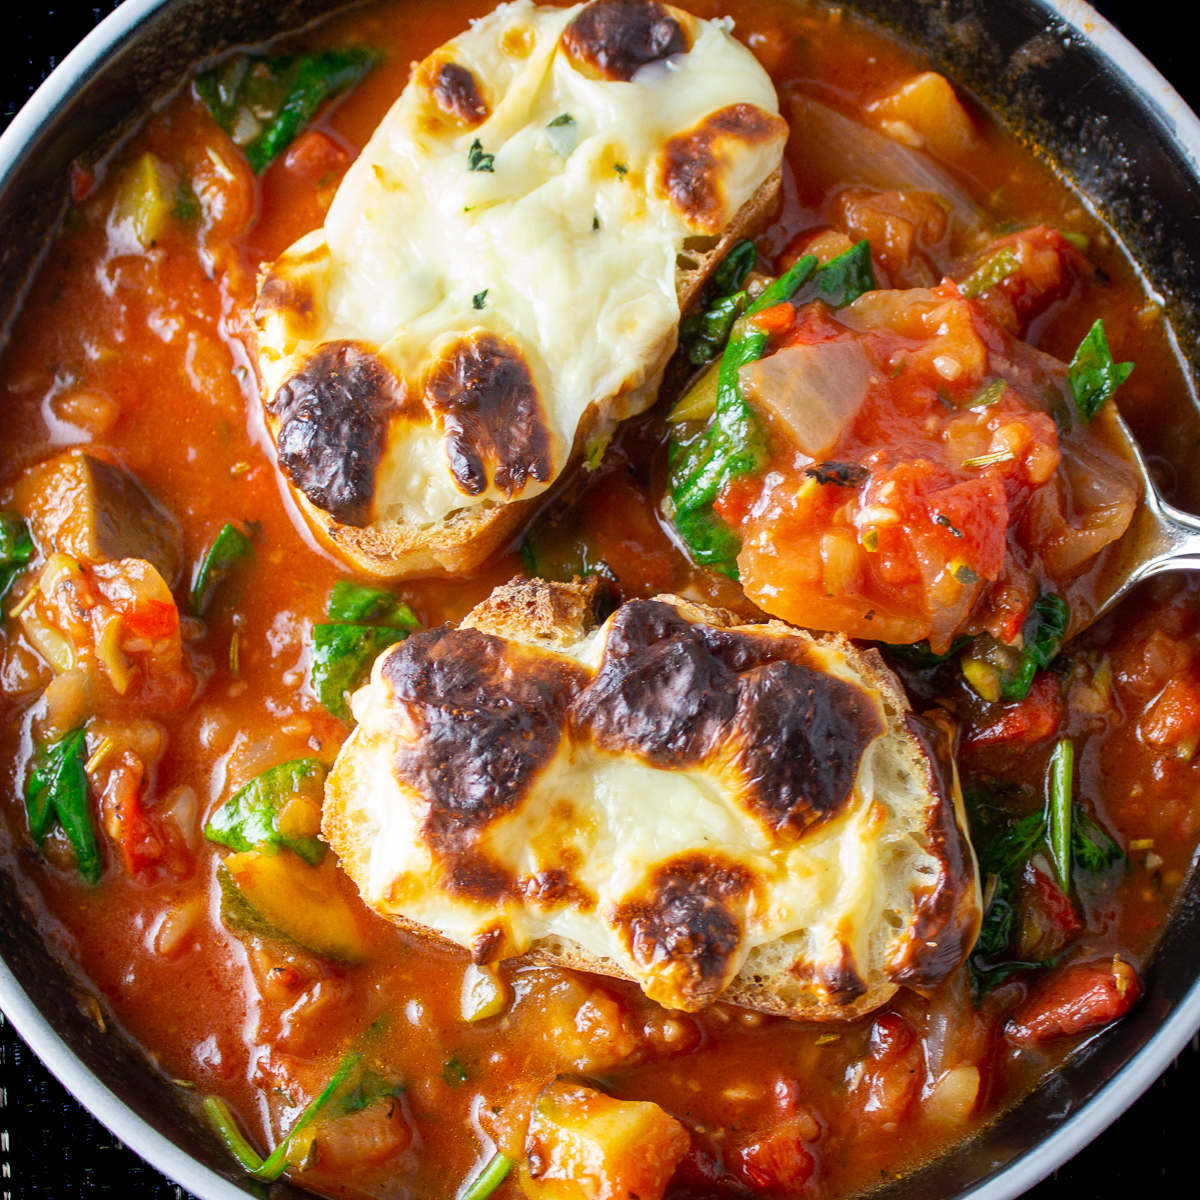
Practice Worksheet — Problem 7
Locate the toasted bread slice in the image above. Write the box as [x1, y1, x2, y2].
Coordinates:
[255, 0, 787, 579]
[324, 578, 981, 1019]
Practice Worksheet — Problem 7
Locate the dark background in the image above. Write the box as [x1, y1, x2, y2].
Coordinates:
[1, 0, 1197, 1196]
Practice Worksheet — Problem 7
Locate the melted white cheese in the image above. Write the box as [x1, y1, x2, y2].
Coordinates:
[258, 1, 784, 526]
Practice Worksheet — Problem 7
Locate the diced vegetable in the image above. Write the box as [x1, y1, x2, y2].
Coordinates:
[461, 964, 511, 1022]
[521, 1081, 690, 1200]
[330, 1068, 404, 1118]
[739, 338, 874, 459]
[25, 728, 102, 884]
[218, 851, 372, 962]
[959, 246, 1020, 299]
[111, 153, 181, 249]
[1068, 319, 1134, 422]
[1045, 739, 1074, 892]
[327, 581, 420, 629]
[311, 623, 406, 720]
[1005, 957, 1140, 1045]
[864, 71, 977, 160]
[196, 50, 378, 174]
[462, 1152, 513, 1200]
[191, 522, 252, 616]
[205, 758, 327, 864]
[16, 449, 183, 585]
[961, 593, 1069, 704]
[0, 511, 33, 601]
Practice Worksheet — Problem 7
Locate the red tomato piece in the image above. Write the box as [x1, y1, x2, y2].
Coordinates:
[124, 599, 180, 641]
[735, 1119, 816, 1194]
[283, 128, 352, 183]
[1006, 957, 1141, 1046]
[1030, 866, 1082, 937]
[964, 672, 1064, 751]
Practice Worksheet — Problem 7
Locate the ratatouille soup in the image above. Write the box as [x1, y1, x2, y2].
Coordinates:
[2, 1, 1198, 1198]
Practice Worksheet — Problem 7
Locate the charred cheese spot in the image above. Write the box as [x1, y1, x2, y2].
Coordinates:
[722, 641, 885, 839]
[659, 103, 788, 232]
[381, 626, 586, 904]
[524, 867, 595, 911]
[422, 59, 490, 126]
[573, 600, 883, 836]
[255, 244, 329, 343]
[270, 341, 401, 526]
[561, 0, 688, 82]
[615, 854, 753, 1009]
[790, 944, 869, 1006]
[572, 600, 735, 767]
[424, 333, 553, 499]
[886, 716, 981, 988]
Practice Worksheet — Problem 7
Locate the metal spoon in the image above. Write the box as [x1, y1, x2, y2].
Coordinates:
[1068, 408, 1200, 635]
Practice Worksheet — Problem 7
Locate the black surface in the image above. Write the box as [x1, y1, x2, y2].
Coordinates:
[1, 1, 1199, 1197]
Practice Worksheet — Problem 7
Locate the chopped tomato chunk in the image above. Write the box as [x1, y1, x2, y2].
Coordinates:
[735, 1118, 817, 1194]
[963, 672, 1063, 752]
[1006, 958, 1141, 1046]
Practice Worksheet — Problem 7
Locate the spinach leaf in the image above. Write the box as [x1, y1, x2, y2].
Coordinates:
[667, 254, 819, 576]
[196, 49, 378, 174]
[970, 955, 1056, 1003]
[959, 246, 1020, 299]
[680, 239, 756, 366]
[711, 239, 757, 297]
[327, 581, 419, 629]
[806, 239, 876, 308]
[977, 810, 1046, 877]
[0, 511, 34, 601]
[973, 872, 1016, 959]
[878, 635, 971, 670]
[998, 592, 1070, 702]
[671, 506, 744, 578]
[1068, 318, 1134, 422]
[205, 758, 327, 865]
[1073, 809, 1124, 872]
[191, 522, 252, 616]
[332, 1068, 404, 1117]
[25, 728, 102, 884]
[311, 623, 406, 720]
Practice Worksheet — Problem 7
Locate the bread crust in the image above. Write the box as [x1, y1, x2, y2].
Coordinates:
[324, 578, 981, 1020]
[272, 170, 782, 579]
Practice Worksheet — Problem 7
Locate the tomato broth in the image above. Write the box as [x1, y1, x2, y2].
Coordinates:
[1, 1, 1199, 1198]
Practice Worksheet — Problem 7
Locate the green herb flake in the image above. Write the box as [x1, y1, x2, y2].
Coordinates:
[204, 758, 328, 864]
[25, 728, 102, 884]
[971, 379, 1007, 408]
[546, 112, 575, 127]
[934, 513, 964, 539]
[191, 522, 252, 616]
[1072, 809, 1124, 872]
[472, 289, 489, 310]
[1068, 319, 1134, 422]
[441, 1056, 469, 1086]
[959, 245, 1021, 298]
[614, 162, 628, 176]
[468, 139, 495, 173]
[196, 49, 379, 175]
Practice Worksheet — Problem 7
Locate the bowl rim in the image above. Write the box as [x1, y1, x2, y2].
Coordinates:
[3, 0, 1200, 1197]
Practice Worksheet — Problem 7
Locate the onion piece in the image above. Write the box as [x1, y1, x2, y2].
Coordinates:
[739, 339, 875, 459]
[785, 94, 984, 235]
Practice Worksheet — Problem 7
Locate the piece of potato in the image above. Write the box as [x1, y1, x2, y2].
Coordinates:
[521, 1081, 690, 1200]
[112, 152, 179, 249]
[16, 449, 183, 585]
